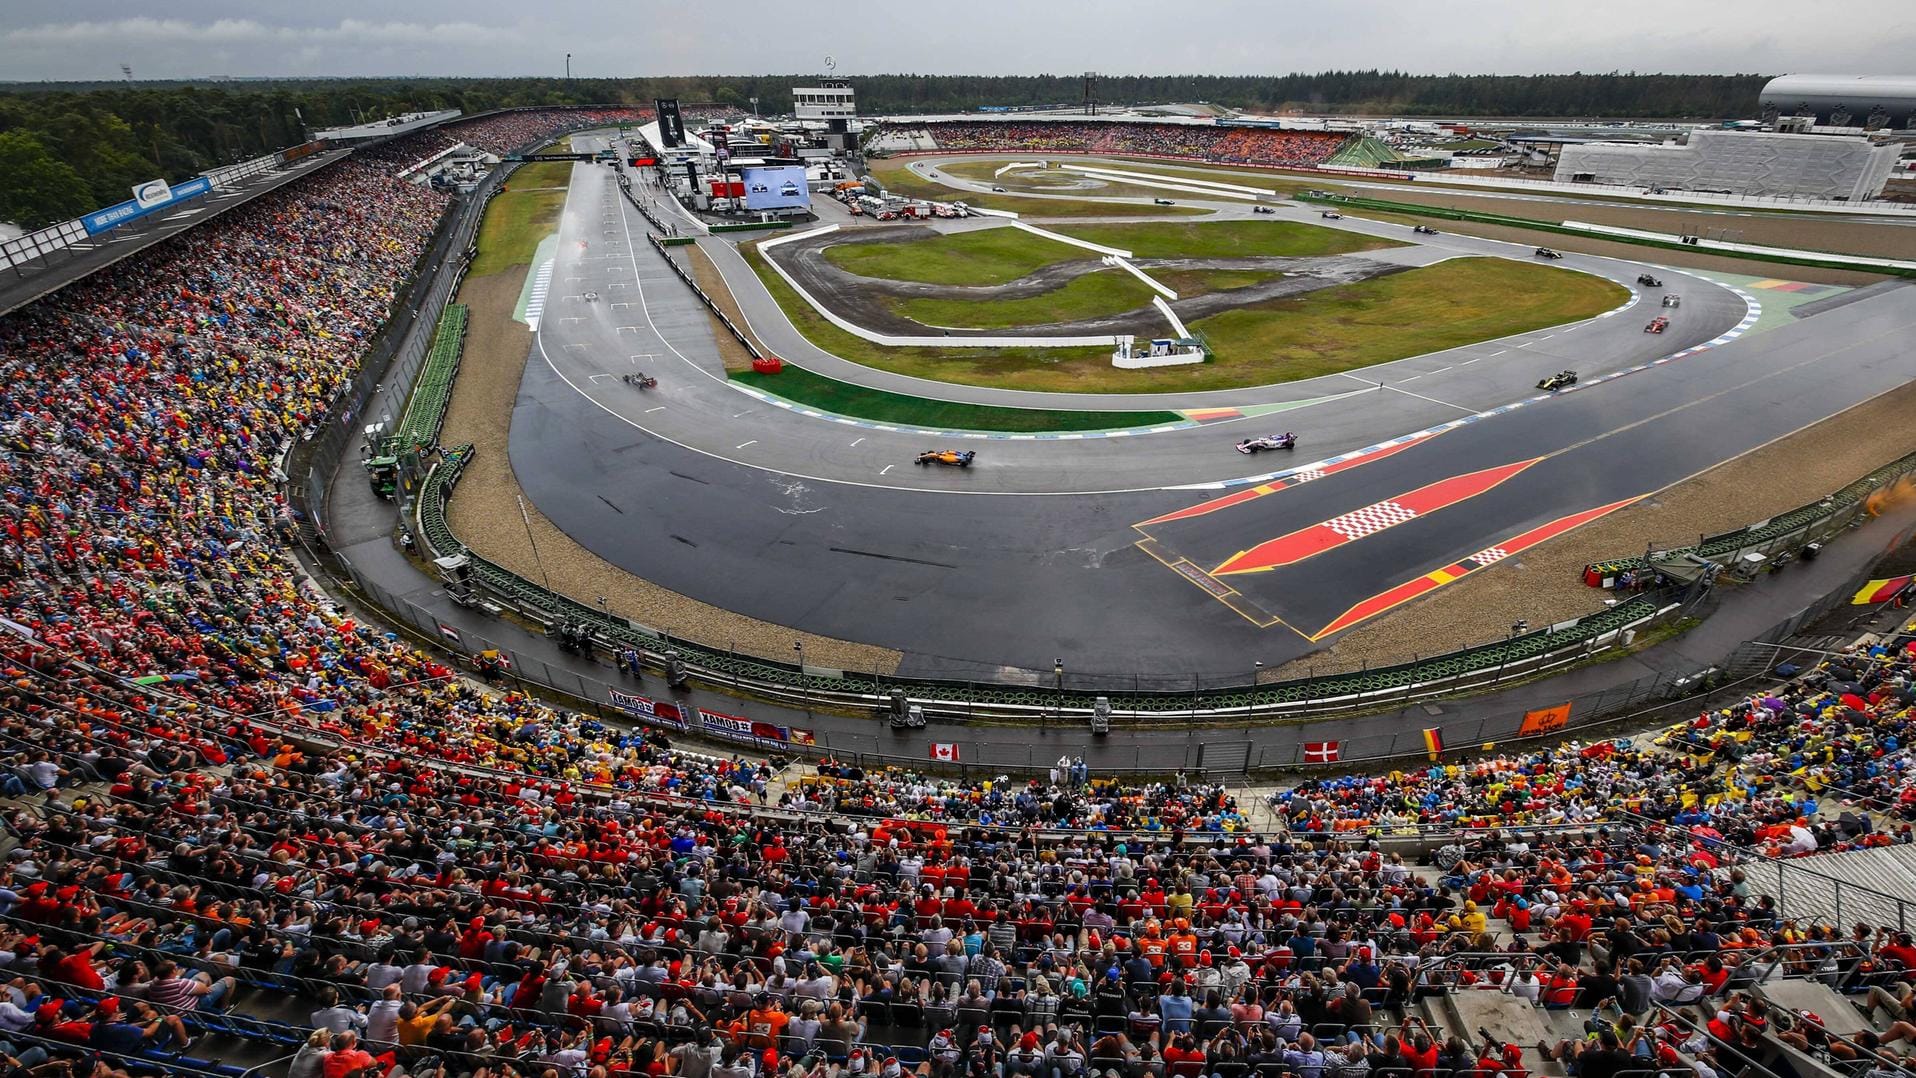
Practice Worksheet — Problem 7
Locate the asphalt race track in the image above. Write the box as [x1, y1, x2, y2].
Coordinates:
[506, 140, 1916, 680]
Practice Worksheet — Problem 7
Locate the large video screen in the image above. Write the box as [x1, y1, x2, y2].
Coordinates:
[740, 166, 811, 211]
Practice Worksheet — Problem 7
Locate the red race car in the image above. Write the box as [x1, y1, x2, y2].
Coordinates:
[1644, 316, 1669, 334]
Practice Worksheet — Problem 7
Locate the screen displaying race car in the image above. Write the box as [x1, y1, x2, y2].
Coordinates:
[740, 166, 811, 211]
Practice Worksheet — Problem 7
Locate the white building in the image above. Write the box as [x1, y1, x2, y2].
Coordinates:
[792, 82, 856, 123]
[1553, 129, 1898, 201]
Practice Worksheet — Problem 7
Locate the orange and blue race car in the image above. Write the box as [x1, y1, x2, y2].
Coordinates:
[914, 449, 976, 468]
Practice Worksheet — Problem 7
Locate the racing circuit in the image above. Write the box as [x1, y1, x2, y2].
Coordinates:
[503, 136, 1916, 680]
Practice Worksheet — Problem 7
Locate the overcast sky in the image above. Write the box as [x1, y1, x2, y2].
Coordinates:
[1, 1, 1911, 83]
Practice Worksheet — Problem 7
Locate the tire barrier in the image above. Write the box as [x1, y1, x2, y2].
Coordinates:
[378, 304, 467, 463]
[1583, 446, 1916, 587]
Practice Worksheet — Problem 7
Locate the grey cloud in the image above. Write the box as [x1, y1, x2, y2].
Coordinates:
[0, 0, 1910, 82]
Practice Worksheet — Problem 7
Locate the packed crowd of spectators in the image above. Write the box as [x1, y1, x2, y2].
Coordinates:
[896, 122, 1348, 169]
[3, 617, 1916, 1078]
[1272, 632, 1916, 851]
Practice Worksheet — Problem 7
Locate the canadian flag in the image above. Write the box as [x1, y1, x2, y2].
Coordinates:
[1303, 741, 1341, 763]
[930, 742, 960, 762]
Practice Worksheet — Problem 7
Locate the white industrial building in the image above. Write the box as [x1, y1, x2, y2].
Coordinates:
[1553, 129, 1899, 201]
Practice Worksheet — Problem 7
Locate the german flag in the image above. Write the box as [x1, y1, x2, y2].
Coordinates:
[1852, 575, 1913, 606]
[1422, 727, 1446, 760]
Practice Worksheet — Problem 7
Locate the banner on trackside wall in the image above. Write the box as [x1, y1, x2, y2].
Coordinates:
[83, 175, 214, 235]
[1302, 741, 1341, 763]
[1519, 702, 1573, 737]
[608, 688, 688, 731]
[699, 707, 791, 745]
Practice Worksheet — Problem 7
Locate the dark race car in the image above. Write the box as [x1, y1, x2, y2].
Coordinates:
[1536, 370, 1579, 391]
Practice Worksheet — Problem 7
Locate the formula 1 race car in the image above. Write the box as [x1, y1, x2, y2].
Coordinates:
[1644, 316, 1669, 334]
[1252, 206, 1278, 214]
[915, 449, 976, 468]
[1536, 370, 1579, 391]
[1413, 225, 1439, 235]
[1535, 247, 1564, 260]
[1153, 198, 1176, 205]
[1321, 210, 1343, 219]
[1662, 293, 1682, 308]
[1235, 433, 1297, 454]
[1637, 274, 1663, 287]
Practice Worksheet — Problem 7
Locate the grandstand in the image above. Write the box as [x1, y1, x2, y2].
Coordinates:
[3, 75, 1916, 1078]
[877, 119, 1350, 169]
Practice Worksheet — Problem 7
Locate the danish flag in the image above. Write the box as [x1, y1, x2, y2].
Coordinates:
[1303, 741, 1341, 763]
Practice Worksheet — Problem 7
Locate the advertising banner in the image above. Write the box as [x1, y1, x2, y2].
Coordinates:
[608, 689, 688, 731]
[655, 99, 685, 147]
[698, 707, 790, 744]
[740, 166, 811, 211]
[83, 175, 213, 235]
[132, 178, 174, 209]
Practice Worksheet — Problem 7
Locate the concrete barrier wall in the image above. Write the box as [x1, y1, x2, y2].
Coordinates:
[1012, 220, 1132, 257]
[1061, 164, 1261, 200]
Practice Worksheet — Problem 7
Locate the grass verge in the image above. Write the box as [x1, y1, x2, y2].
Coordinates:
[1190, 256, 1628, 382]
[893, 268, 1283, 330]
[1056, 219, 1404, 259]
[822, 219, 1396, 288]
[822, 227, 1084, 286]
[897, 269, 1153, 328]
[732, 364, 1179, 432]
[468, 161, 576, 277]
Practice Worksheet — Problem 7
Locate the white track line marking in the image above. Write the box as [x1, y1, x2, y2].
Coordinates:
[735, 440, 757, 449]
[1384, 383, 1476, 413]
[645, 406, 665, 413]
[880, 464, 894, 475]
[851, 438, 864, 447]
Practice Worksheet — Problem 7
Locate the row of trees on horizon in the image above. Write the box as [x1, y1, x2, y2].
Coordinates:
[0, 72, 1770, 231]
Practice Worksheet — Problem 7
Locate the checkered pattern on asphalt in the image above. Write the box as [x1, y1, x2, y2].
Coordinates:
[1291, 468, 1327, 483]
[1324, 500, 1417, 540]
[1469, 547, 1511, 566]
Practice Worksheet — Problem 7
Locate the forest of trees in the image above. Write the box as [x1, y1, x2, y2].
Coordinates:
[0, 72, 1772, 231]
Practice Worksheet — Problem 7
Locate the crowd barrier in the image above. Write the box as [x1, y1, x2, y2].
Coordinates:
[1584, 446, 1916, 587]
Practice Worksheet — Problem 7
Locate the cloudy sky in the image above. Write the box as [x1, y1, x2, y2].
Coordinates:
[1, 0, 1911, 82]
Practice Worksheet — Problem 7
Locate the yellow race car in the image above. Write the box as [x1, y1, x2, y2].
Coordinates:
[914, 449, 976, 468]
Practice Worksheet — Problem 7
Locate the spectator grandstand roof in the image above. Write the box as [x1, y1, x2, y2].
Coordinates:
[313, 108, 462, 143]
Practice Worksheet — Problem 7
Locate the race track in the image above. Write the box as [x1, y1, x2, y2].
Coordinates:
[504, 141, 1916, 679]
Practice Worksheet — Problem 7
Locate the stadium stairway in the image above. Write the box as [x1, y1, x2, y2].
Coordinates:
[1734, 842, 1916, 928]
